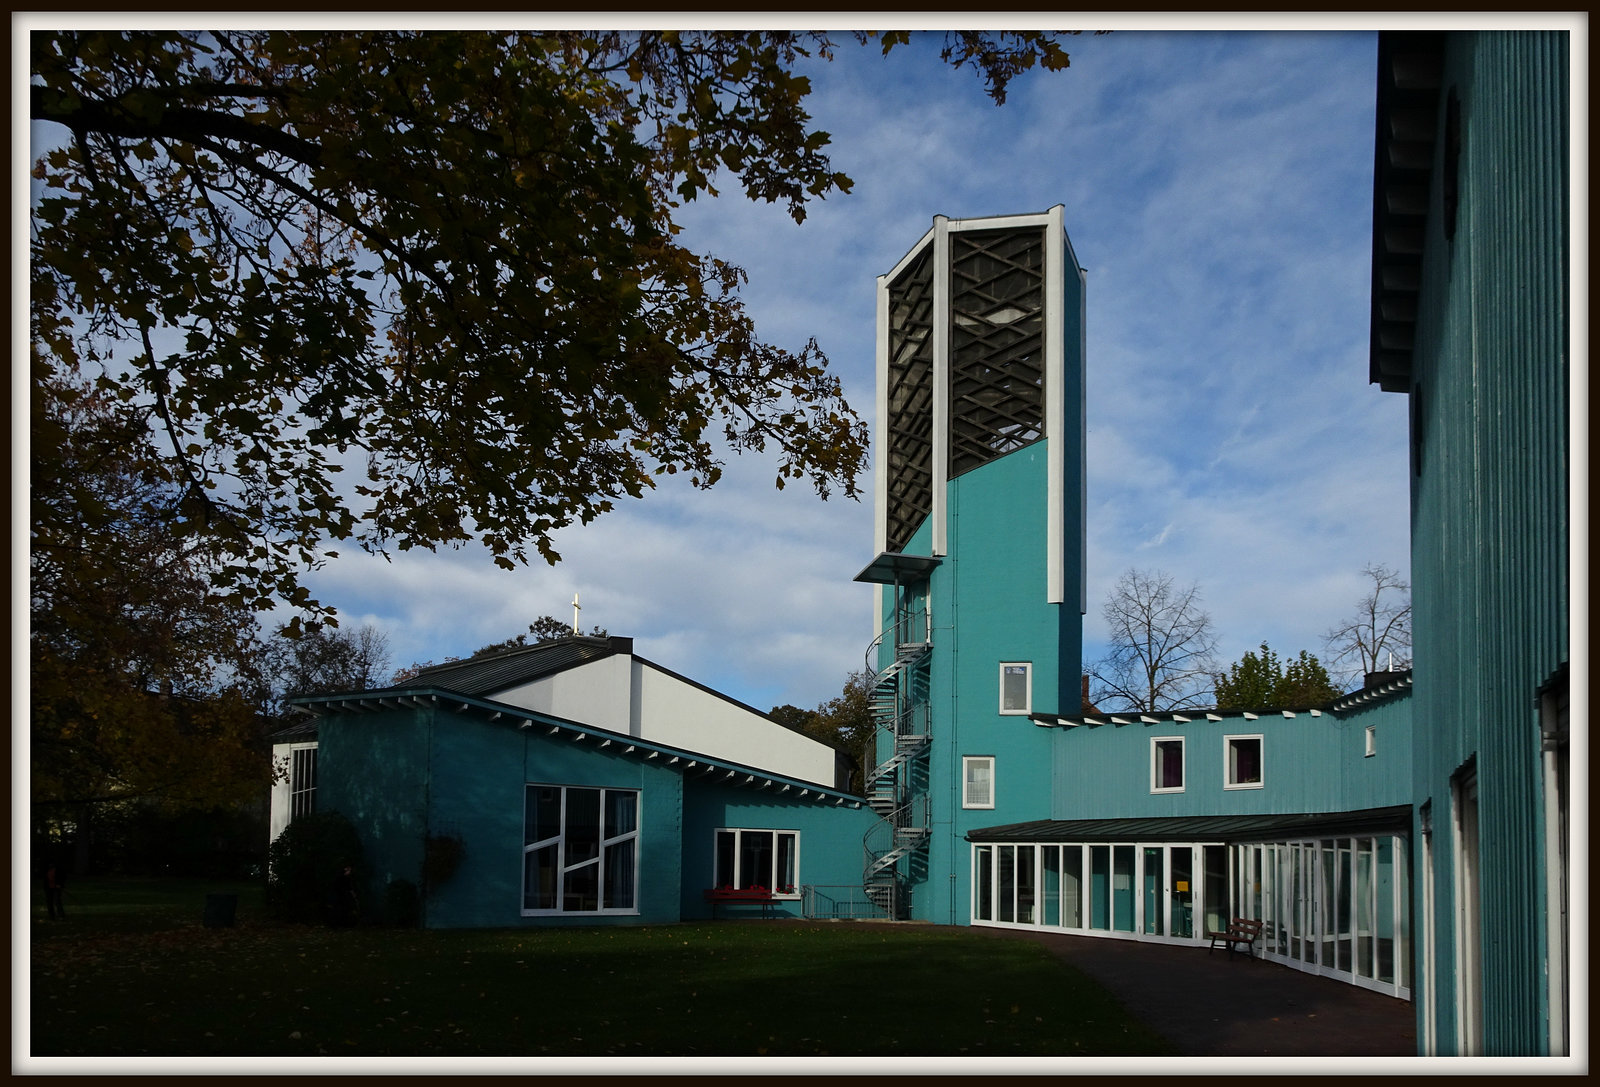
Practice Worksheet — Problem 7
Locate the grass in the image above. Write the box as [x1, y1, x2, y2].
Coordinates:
[28, 877, 1175, 1059]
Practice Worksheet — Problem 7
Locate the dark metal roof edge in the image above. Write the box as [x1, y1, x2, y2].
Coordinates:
[966, 805, 1413, 844]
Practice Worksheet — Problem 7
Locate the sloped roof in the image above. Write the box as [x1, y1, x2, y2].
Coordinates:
[967, 805, 1412, 844]
[397, 636, 625, 698]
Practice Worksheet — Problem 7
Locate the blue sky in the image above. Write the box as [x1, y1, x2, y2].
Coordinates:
[280, 25, 1413, 711]
[18, 19, 1433, 713]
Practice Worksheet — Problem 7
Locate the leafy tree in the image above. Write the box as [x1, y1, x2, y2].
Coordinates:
[256, 621, 391, 719]
[30, 29, 1080, 626]
[1089, 569, 1219, 712]
[772, 669, 875, 791]
[1212, 643, 1283, 710]
[1214, 642, 1341, 710]
[390, 614, 609, 683]
[31, 366, 270, 839]
[1323, 562, 1413, 685]
[1279, 649, 1341, 706]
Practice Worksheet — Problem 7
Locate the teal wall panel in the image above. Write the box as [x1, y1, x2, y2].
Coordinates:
[317, 707, 431, 916]
[1048, 697, 1412, 821]
[906, 445, 1079, 924]
[1403, 31, 1568, 1055]
[681, 783, 876, 919]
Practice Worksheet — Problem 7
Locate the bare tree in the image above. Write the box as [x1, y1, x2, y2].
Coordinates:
[1323, 562, 1412, 684]
[1090, 569, 1220, 712]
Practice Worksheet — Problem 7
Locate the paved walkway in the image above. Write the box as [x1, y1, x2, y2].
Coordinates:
[966, 925, 1418, 1057]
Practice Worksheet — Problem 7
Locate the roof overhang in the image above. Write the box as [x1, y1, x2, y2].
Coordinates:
[289, 688, 865, 808]
[854, 551, 942, 585]
[1370, 30, 1447, 393]
[967, 805, 1413, 844]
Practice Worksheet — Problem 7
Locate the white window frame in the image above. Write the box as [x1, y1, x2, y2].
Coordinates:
[289, 743, 318, 819]
[999, 662, 1033, 715]
[522, 784, 640, 917]
[713, 827, 801, 898]
[963, 755, 996, 809]
[1151, 736, 1185, 793]
[1452, 769, 1482, 1055]
[1223, 734, 1264, 790]
[1365, 725, 1377, 758]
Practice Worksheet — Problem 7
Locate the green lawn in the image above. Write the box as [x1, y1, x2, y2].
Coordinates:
[29, 878, 1174, 1058]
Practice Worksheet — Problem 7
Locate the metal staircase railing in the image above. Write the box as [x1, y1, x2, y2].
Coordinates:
[862, 610, 932, 920]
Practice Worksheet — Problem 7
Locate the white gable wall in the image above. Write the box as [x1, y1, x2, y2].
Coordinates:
[489, 652, 837, 788]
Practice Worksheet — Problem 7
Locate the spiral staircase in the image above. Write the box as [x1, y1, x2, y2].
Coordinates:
[861, 613, 932, 919]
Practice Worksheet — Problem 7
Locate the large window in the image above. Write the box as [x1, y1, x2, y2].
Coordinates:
[1151, 737, 1184, 793]
[999, 663, 1032, 714]
[1224, 735, 1263, 789]
[963, 756, 995, 809]
[714, 829, 799, 898]
[522, 784, 639, 915]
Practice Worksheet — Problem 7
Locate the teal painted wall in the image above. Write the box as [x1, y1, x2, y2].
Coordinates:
[318, 705, 873, 929]
[681, 783, 876, 919]
[1047, 697, 1412, 821]
[890, 444, 1079, 924]
[1403, 31, 1568, 1056]
[317, 707, 431, 915]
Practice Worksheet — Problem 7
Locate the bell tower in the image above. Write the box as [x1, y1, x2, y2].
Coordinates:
[856, 207, 1087, 923]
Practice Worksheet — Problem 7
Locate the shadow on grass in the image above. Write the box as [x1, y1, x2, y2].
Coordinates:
[29, 879, 1174, 1059]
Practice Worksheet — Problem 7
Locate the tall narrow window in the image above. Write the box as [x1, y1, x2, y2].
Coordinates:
[523, 784, 640, 915]
[1452, 769, 1482, 1054]
[1224, 735, 1263, 789]
[1151, 737, 1185, 793]
[1365, 725, 1378, 757]
[999, 663, 1032, 715]
[963, 756, 995, 809]
[290, 745, 318, 820]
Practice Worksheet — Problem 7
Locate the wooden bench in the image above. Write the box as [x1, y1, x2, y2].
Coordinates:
[1206, 917, 1264, 958]
[703, 886, 777, 919]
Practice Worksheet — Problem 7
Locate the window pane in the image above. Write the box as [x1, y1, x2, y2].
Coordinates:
[606, 789, 637, 838]
[526, 785, 561, 846]
[1230, 738, 1262, 784]
[565, 788, 601, 864]
[605, 838, 636, 910]
[715, 830, 736, 888]
[739, 830, 775, 890]
[1156, 741, 1184, 789]
[1002, 665, 1029, 712]
[965, 758, 992, 806]
[1061, 846, 1083, 929]
[776, 833, 798, 894]
[524, 844, 557, 910]
[975, 846, 993, 921]
[564, 859, 599, 912]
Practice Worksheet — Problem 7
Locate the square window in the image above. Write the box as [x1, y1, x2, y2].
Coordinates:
[999, 663, 1032, 715]
[963, 756, 995, 809]
[1365, 725, 1377, 758]
[714, 828, 800, 897]
[1151, 738, 1184, 793]
[523, 784, 640, 915]
[1225, 735, 1264, 789]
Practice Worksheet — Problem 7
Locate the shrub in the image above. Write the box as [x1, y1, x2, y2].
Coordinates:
[385, 879, 420, 927]
[422, 832, 465, 894]
[265, 811, 363, 923]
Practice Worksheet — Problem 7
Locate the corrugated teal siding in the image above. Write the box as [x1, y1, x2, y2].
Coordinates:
[1408, 30, 1568, 1056]
[1049, 696, 1412, 821]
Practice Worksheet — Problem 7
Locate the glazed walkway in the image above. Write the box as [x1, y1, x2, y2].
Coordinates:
[966, 926, 1418, 1057]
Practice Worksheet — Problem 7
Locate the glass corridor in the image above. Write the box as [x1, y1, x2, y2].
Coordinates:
[971, 835, 1410, 999]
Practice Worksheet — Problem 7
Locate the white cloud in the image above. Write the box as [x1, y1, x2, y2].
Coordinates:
[280, 30, 1411, 712]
